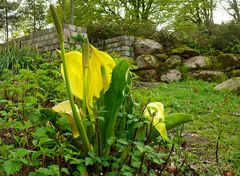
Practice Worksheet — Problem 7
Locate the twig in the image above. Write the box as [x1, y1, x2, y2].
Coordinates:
[216, 129, 224, 176]
[159, 144, 175, 175]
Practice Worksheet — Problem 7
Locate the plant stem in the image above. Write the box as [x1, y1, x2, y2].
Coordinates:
[82, 38, 90, 116]
[50, 5, 92, 153]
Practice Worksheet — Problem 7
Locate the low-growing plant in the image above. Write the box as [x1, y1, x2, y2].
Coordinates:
[0, 44, 37, 73]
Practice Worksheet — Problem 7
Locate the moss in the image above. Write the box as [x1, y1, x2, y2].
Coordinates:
[231, 70, 240, 77]
[171, 45, 199, 55]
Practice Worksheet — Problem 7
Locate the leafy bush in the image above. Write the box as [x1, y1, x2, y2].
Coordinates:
[87, 18, 156, 40]
[174, 22, 240, 54]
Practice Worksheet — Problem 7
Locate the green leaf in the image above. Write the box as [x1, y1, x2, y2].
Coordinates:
[101, 60, 131, 156]
[165, 113, 193, 130]
[85, 157, 94, 166]
[61, 168, 69, 175]
[12, 148, 30, 158]
[3, 160, 21, 175]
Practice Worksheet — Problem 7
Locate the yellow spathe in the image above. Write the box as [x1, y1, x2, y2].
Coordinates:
[61, 47, 115, 107]
[52, 100, 80, 138]
[143, 102, 169, 141]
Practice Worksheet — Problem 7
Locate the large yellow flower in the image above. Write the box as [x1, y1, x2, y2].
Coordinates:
[61, 47, 115, 107]
[143, 102, 169, 141]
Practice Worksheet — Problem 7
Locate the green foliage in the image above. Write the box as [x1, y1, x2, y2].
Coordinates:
[87, 19, 156, 39]
[174, 23, 240, 54]
[20, 0, 47, 33]
[0, 45, 37, 73]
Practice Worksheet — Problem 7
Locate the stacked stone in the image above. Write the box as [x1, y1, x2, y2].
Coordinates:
[17, 24, 87, 53]
[94, 36, 135, 57]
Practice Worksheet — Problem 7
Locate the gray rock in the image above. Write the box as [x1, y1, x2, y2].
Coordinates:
[215, 77, 240, 91]
[183, 56, 212, 70]
[190, 71, 227, 82]
[165, 55, 182, 68]
[134, 39, 163, 56]
[161, 69, 182, 82]
[135, 54, 160, 69]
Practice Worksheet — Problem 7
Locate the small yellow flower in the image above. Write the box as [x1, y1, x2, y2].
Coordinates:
[143, 102, 169, 141]
[61, 47, 115, 107]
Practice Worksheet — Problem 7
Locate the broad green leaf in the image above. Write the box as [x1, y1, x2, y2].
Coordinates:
[12, 148, 30, 158]
[165, 113, 193, 130]
[100, 61, 131, 155]
[3, 160, 21, 175]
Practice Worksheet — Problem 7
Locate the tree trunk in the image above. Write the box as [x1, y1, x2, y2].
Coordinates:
[33, 2, 36, 32]
[5, 2, 9, 42]
[232, 0, 240, 22]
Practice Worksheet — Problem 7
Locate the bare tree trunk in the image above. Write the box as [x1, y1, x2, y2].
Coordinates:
[33, 2, 36, 32]
[70, 0, 74, 24]
[5, 3, 9, 42]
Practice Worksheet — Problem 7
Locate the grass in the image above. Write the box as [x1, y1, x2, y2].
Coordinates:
[133, 79, 240, 175]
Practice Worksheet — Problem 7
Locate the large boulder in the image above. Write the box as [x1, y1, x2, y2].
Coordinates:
[183, 56, 212, 70]
[215, 77, 240, 92]
[136, 69, 159, 82]
[171, 46, 199, 59]
[190, 71, 227, 82]
[215, 54, 240, 70]
[134, 54, 160, 69]
[165, 55, 182, 68]
[134, 39, 163, 56]
[161, 69, 182, 82]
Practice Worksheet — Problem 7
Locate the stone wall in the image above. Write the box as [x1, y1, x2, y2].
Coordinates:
[0, 24, 87, 53]
[93, 36, 135, 57]
[0, 24, 135, 57]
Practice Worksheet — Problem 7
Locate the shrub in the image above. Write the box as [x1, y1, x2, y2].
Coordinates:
[87, 18, 156, 40]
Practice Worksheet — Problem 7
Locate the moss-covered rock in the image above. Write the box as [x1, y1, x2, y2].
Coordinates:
[215, 77, 240, 92]
[160, 69, 182, 82]
[215, 54, 240, 70]
[136, 69, 159, 82]
[154, 53, 169, 62]
[230, 69, 240, 77]
[134, 54, 160, 69]
[189, 70, 227, 82]
[171, 45, 199, 59]
[183, 56, 212, 70]
[165, 55, 183, 69]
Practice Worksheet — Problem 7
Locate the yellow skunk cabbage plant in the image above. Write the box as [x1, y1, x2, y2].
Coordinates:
[38, 5, 193, 175]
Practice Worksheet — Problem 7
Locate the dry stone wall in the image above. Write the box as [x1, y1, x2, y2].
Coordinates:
[93, 36, 135, 57]
[19, 24, 87, 53]
[1, 24, 135, 58]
